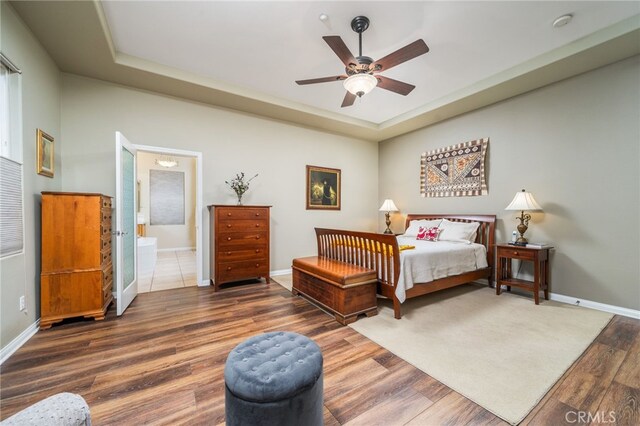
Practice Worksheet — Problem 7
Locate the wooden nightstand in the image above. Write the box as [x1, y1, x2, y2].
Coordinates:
[496, 244, 553, 304]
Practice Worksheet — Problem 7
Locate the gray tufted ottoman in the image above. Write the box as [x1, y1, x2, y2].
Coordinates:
[224, 331, 323, 426]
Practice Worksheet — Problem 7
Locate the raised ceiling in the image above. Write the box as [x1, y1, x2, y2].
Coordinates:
[10, 1, 640, 141]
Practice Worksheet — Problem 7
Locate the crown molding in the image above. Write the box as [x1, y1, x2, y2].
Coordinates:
[9, 1, 640, 142]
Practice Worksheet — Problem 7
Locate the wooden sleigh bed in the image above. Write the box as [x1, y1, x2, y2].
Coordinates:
[308, 214, 496, 319]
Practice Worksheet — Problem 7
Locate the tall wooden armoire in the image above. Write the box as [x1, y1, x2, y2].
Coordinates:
[40, 192, 113, 329]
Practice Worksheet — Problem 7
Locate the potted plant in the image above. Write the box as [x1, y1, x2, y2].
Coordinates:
[225, 172, 258, 205]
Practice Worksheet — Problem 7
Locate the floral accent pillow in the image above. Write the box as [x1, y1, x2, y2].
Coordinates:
[416, 226, 441, 241]
[403, 219, 442, 237]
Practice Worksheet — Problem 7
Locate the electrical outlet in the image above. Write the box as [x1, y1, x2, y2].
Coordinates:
[19, 296, 25, 311]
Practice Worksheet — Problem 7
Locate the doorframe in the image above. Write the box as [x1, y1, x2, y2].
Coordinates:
[134, 144, 205, 286]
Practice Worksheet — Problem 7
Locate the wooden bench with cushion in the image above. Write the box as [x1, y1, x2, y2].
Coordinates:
[292, 256, 378, 325]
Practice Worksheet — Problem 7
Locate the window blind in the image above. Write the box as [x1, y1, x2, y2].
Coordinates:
[0, 156, 23, 257]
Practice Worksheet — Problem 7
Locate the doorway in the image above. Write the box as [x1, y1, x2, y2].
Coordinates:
[134, 144, 203, 292]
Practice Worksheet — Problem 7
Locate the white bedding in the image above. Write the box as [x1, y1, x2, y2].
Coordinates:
[394, 236, 488, 303]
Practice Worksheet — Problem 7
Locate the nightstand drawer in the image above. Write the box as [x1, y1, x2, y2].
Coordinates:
[498, 247, 535, 261]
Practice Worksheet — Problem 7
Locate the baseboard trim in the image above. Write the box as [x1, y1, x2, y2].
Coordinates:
[549, 293, 640, 319]
[270, 268, 292, 277]
[481, 279, 640, 319]
[157, 247, 195, 253]
[1, 319, 40, 365]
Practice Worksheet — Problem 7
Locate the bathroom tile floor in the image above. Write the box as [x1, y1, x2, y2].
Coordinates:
[138, 249, 198, 293]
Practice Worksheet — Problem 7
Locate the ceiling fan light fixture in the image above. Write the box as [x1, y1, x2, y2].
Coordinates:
[343, 73, 377, 97]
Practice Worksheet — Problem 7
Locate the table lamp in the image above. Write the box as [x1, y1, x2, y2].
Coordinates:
[379, 199, 399, 234]
[505, 189, 542, 245]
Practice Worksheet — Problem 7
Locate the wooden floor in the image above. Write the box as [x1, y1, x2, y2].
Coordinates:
[1, 281, 638, 425]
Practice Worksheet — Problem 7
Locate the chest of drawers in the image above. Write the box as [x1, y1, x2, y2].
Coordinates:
[40, 192, 113, 329]
[208, 205, 271, 291]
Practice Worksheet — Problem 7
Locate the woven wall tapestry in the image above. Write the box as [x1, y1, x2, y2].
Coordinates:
[420, 138, 489, 197]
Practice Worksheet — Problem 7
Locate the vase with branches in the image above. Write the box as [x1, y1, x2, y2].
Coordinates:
[225, 172, 258, 205]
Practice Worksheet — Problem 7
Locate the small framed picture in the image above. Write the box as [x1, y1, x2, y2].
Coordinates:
[306, 165, 341, 210]
[36, 129, 54, 178]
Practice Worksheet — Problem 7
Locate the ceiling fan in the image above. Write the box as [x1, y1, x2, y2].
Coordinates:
[296, 16, 429, 107]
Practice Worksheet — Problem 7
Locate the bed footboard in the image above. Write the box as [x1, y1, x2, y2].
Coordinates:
[314, 228, 403, 317]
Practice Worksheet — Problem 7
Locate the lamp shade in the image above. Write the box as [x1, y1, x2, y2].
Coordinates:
[343, 74, 378, 97]
[379, 199, 398, 212]
[505, 189, 542, 211]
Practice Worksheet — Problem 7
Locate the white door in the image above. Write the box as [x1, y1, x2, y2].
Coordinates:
[115, 132, 138, 315]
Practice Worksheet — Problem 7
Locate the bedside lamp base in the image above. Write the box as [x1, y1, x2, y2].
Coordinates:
[383, 211, 393, 234]
[515, 210, 531, 245]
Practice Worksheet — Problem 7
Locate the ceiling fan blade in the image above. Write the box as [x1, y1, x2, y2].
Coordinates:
[341, 91, 356, 108]
[372, 39, 429, 72]
[323, 36, 358, 68]
[296, 76, 347, 85]
[376, 76, 415, 96]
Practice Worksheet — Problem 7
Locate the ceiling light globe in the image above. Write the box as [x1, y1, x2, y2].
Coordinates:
[156, 158, 179, 168]
[343, 74, 378, 97]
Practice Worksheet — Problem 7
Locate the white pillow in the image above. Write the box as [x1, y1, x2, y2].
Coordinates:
[403, 219, 442, 237]
[438, 219, 480, 244]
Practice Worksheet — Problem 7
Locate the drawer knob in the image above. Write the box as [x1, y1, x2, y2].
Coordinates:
[513, 251, 518, 255]
[227, 267, 232, 271]
[227, 224, 232, 228]
[255, 263, 260, 267]
[255, 213, 260, 216]
[255, 223, 260, 227]
[255, 236, 260, 239]
[255, 249, 260, 253]
[226, 251, 231, 255]
[227, 237, 232, 241]
[227, 212, 232, 216]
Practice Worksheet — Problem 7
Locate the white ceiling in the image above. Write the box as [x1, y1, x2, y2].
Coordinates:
[100, 1, 640, 124]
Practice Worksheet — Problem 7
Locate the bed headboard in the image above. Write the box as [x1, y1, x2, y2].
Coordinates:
[404, 214, 496, 270]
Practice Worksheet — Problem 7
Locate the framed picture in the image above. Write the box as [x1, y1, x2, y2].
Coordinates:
[306, 165, 341, 210]
[37, 129, 54, 178]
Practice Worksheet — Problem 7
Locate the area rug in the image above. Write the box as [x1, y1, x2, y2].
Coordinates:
[271, 274, 292, 291]
[348, 284, 613, 424]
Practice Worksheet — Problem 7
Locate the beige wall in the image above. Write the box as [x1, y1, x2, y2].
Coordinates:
[379, 56, 640, 310]
[1, 3, 61, 349]
[137, 151, 196, 250]
[61, 74, 379, 278]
